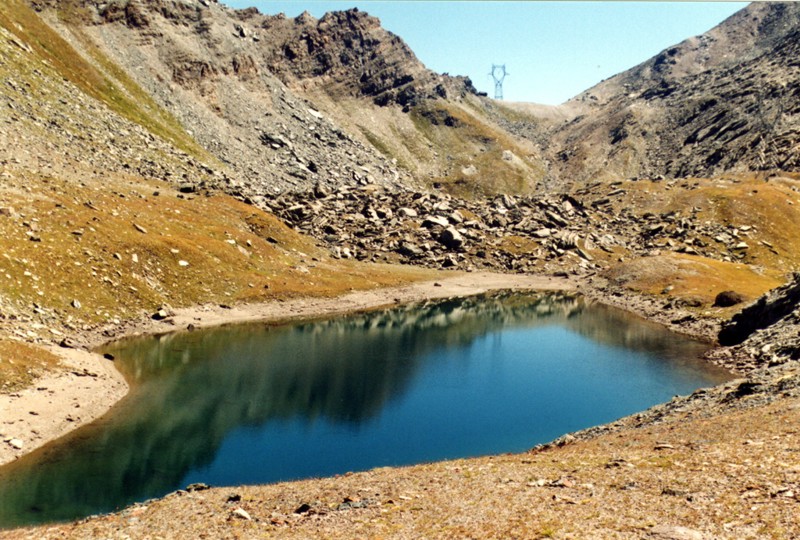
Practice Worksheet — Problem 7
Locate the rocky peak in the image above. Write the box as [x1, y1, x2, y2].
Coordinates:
[293, 10, 316, 26]
[254, 6, 476, 107]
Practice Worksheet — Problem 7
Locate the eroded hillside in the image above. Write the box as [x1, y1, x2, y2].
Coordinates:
[23, 0, 548, 199]
[541, 2, 800, 185]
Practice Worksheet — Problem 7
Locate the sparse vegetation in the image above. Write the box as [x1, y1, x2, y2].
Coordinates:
[408, 101, 546, 197]
[0, 339, 60, 392]
[0, 173, 432, 324]
[0, 0, 212, 161]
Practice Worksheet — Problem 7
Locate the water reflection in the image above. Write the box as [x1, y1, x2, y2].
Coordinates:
[0, 292, 729, 528]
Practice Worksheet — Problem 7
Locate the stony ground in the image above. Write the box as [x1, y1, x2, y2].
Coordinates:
[267, 174, 800, 281]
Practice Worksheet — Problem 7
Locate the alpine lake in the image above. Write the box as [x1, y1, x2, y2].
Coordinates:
[0, 291, 732, 528]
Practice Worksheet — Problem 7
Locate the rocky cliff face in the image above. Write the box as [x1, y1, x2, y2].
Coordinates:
[248, 8, 476, 108]
[28, 0, 408, 195]
[98, 1, 476, 107]
[719, 273, 800, 356]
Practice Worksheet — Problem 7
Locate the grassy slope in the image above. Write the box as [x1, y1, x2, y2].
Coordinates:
[0, 340, 59, 392]
[307, 91, 548, 198]
[0, 2, 433, 389]
[603, 174, 800, 310]
[408, 99, 548, 197]
[0, 174, 428, 323]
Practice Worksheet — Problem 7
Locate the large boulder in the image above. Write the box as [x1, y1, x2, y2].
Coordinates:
[438, 227, 464, 250]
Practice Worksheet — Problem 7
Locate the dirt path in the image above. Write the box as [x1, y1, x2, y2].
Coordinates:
[0, 272, 574, 466]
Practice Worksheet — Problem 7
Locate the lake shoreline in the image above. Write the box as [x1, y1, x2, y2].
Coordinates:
[1, 271, 575, 466]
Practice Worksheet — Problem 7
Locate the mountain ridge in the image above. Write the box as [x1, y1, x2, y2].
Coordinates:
[15, 0, 800, 194]
[539, 1, 800, 185]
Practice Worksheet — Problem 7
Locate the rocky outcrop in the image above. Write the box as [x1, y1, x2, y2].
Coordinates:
[718, 274, 800, 358]
[255, 8, 477, 108]
[43, 0, 420, 194]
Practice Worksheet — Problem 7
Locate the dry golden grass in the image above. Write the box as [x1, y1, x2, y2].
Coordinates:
[0, 339, 60, 392]
[623, 174, 800, 271]
[599, 174, 800, 309]
[498, 235, 541, 256]
[606, 253, 783, 307]
[0, 174, 432, 326]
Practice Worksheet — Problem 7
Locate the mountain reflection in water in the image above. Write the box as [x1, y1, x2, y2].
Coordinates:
[0, 292, 730, 528]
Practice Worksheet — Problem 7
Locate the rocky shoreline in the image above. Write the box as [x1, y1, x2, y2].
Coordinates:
[2, 269, 800, 538]
[4, 265, 798, 467]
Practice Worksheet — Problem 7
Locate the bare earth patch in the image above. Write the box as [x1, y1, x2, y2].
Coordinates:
[0, 345, 127, 466]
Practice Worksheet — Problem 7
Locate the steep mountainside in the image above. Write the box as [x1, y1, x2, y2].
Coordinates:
[29, 0, 547, 199]
[572, 2, 800, 107]
[241, 7, 475, 107]
[541, 2, 800, 185]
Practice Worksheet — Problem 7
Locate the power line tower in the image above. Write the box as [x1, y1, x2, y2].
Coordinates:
[490, 64, 509, 100]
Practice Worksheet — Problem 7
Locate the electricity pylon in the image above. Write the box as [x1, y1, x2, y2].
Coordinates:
[490, 64, 508, 100]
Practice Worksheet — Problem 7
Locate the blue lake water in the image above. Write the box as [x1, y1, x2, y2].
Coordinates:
[0, 292, 731, 528]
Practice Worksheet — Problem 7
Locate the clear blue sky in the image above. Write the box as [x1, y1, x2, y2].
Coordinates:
[223, 1, 746, 105]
